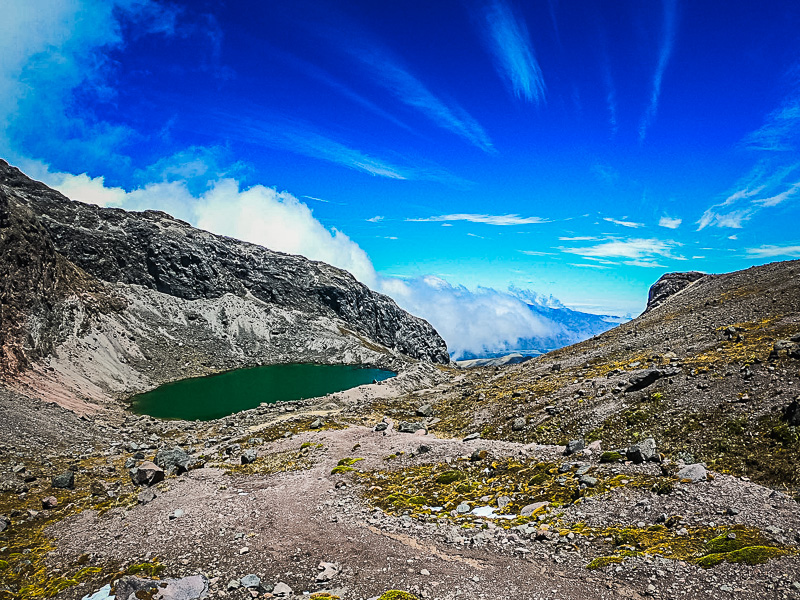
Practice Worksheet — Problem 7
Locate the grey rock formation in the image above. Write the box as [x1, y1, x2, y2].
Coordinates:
[645, 271, 705, 312]
[0, 159, 447, 365]
[155, 447, 191, 475]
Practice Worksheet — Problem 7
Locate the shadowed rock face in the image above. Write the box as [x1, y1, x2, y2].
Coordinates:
[645, 271, 706, 313]
[0, 159, 448, 364]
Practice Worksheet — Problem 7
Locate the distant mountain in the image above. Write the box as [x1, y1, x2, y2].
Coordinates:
[456, 294, 628, 360]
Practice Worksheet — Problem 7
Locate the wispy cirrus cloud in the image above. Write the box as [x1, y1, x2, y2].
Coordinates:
[560, 237, 684, 267]
[213, 111, 471, 185]
[603, 217, 644, 228]
[698, 162, 800, 229]
[743, 92, 800, 152]
[408, 213, 549, 225]
[746, 244, 800, 258]
[639, 0, 678, 142]
[479, 0, 545, 105]
[659, 216, 682, 229]
[347, 45, 494, 153]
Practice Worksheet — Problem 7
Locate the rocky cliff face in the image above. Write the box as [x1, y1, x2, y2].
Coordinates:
[0, 160, 448, 365]
[645, 271, 706, 312]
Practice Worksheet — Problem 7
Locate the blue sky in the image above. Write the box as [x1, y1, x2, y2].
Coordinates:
[3, 0, 800, 355]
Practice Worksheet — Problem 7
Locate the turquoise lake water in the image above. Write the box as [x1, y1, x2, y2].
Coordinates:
[130, 363, 395, 420]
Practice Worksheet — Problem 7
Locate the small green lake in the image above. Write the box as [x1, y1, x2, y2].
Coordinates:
[130, 363, 396, 421]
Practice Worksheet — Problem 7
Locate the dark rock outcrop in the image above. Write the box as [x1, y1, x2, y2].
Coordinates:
[645, 271, 706, 312]
[0, 159, 448, 364]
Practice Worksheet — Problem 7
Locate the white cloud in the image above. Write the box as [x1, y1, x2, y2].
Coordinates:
[0, 0, 178, 169]
[746, 244, 800, 258]
[519, 250, 554, 256]
[728, 234, 738, 240]
[409, 213, 549, 226]
[560, 237, 683, 263]
[381, 277, 559, 359]
[639, 0, 677, 141]
[753, 181, 800, 207]
[480, 0, 545, 104]
[366, 215, 384, 222]
[603, 217, 644, 228]
[569, 263, 610, 269]
[658, 216, 682, 229]
[558, 236, 598, 241]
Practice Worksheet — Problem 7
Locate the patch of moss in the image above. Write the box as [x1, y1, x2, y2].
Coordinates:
[337, 457, 364, 467]
[599, 452, 624, 463]
[377, 592, 419, 600]
[586, 556, 624, 570]
[356, 458, 664, 526]
[222, 444, 323, 476]
[310, 593, 341, 600]
[695, 546, 789, 568]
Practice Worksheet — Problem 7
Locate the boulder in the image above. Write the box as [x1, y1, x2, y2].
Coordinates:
[310, 418, 323, 429]
[316, 561, 339, 583]
[51, 471, 75, 489]
[155, 447, 190, 475]
[115, 574, 208, 600]
[463, 432, 481, 442]
[397, 421, 426, 434]
[41, 496, 58, 509]
[626, 369, 662, 392]
[240, 574, 261, 589]
[676, 463, 707, 483]
[130, 461, 165, 487]
[512, 417, 526, 431]
[416, 404, 434, 417]
[374, 422, 388, 432]
[520, 501, 549, 517]
[626, 437, 657, 464]
[564, 439, 585, 456]
[272, 582, 293, 598]
[241, 449, 258, 465]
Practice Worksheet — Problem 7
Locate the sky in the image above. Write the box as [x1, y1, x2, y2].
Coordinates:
[3, 0, 800, 357]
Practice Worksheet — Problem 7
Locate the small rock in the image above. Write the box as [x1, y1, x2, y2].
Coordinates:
[124, 458, 136, 469]
[578, 475, 598, 487]
[169, 509, 184, 520]
[416, 404, 434, 417]
[586, 440, 602, 453]
[512, 417, 526, 431]
[564, 439, 585, 455]
[784, 400, 800, 426]
[51, 471, 75, 490]
[227, 580, 242, 591]
[398, 421, 426, 434]
[138, 488, 157, 505]
[456, 502, 471, 514]
[374, 421, 388, 432]
[241, 449, 258, 465]
[420, 568, 431, 576]
[520, 501, 549, 517]
[90, 480, 110, 497]
[239, 547, 250, 555]
[417, 444, 431, 454]
[470, 448, 487, 462]
[463, 432, 481, 442]
[676, 463, 707, 483]
[497, 495, 511, 509]
[310, 418, 324, 429]
[316, 561, 339, 583]
[240, 574, 261, 589]
[41, 496, 58, 509]
[626, 369, 662, 392]
[129, 461, 165, 487]
[272, 582, 293, 597]
[626, 437, 657, 464]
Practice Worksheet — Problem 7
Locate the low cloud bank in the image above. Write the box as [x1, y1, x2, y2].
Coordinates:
[29, 159, 571, 359]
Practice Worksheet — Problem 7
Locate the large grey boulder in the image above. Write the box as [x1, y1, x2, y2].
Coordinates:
[114, 574, 208, 600]
[645, 271, 705, 312]
[130, 461, 165, 487]
[155, 447, 191, 475]
[626, 437, 657, 463]
[626, 370, 662, 392]
[676, 463, 707, 483]
[51, 471, 75, 489]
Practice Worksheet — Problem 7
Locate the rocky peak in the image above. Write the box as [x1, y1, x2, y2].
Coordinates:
[0, 159, 449, 364]
[644, 271, 706, 313]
